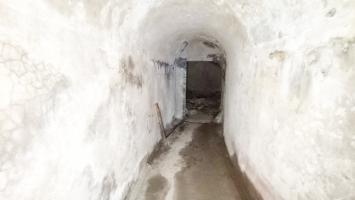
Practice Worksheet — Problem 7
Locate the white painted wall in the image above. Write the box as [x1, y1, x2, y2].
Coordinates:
[223, 1, 355, 199]
[0, 0, 180, 199]
[1, 0, 355, 200]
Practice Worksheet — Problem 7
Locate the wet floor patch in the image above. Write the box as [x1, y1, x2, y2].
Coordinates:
[147, 141, 171, 165]
[174, 123, 242, 200]
[145, 174, 169, 200]
[126, 122, 247, 200]
[125, 122, 197, 200]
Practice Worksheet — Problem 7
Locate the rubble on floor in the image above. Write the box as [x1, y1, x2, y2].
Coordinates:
[186, 96, 221, 123]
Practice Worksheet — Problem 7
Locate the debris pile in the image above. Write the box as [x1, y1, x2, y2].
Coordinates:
[187, 97, 220, 115]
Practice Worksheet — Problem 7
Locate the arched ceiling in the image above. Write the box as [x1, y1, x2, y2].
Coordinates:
[117, 0, 248, 63]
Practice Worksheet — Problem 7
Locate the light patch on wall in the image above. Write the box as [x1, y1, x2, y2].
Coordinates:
[46, 0, 109, 26]
[0, 40, 69, 198]
[46, 0, 75, 16]
[99, 172, 118, 200]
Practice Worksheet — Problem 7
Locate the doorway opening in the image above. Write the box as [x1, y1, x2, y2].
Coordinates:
[185, 61, 223, 122]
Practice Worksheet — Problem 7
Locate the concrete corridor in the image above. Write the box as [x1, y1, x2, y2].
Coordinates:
[1, 1, 355, 200]
[127, 121, 243, 200]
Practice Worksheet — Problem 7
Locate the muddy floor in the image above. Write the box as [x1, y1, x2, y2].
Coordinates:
[174, 123, 241, 200]
[126, 119, 243, 200]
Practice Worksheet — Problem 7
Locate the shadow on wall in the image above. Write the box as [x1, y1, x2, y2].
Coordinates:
[230, 154, 264, 200]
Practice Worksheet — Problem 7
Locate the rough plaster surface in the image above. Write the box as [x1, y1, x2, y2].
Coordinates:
[0, 0, 355, 200]
[0, 0, 179, 199]
[223, 1, 355, 200]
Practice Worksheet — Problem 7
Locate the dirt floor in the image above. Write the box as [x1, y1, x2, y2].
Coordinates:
[126, 113, 243, 200]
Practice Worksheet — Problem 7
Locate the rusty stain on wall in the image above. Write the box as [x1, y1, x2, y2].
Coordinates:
[120, 56, 143, 88]
[269, 50, 287, 61]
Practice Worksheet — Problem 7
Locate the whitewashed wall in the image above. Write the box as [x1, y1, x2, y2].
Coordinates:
[223, 1, 355, 199]
[0, 0, 180, 199]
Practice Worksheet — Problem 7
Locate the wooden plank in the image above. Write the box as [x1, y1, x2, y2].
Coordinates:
[154, 103, 166, 139]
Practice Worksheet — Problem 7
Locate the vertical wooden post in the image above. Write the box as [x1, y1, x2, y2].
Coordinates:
[155, 103, 166, 139]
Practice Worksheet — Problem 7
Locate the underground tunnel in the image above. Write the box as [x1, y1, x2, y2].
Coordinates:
[0, 0, 355, 200]
[186, 61, 223, 117]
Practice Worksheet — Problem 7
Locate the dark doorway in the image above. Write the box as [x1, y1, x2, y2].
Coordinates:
[186, 61, 222, 116]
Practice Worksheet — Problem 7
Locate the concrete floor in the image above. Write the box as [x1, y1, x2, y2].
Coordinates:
[127, 117, 242, 200]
